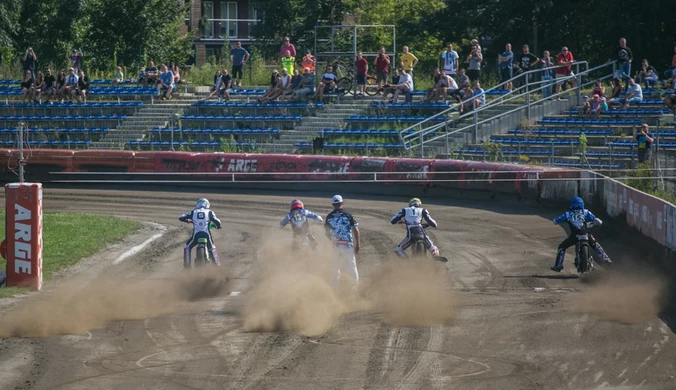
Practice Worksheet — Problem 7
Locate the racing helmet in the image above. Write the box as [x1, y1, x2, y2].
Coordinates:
[409, 197, 422, 207]
[196, 198, 210, 209]
[569, 196, 584, 210]
[290, 199, 304, 211]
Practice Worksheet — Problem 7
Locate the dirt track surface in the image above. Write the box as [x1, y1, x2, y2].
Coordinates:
[0, 188, 675, 390]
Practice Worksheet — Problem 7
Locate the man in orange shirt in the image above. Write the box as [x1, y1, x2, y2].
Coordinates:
[302, 50, 316, 74]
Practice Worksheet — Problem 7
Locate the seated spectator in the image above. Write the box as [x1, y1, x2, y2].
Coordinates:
[137, 67, 145, 86]
[593, 97, 608, 119]
[316, 66, 338, 103]
[20, 70, 34, 103]
[605, 78, 624, 105]
[664, 45, 676, 79]
[458, 85, 476, 114]
[258, 70, 284, 103]
[390, 69, 413, 103]
[217, 69, 233, 102]
[664, 93, 676, 115]
[156, 65, 174, 100]
[55, 69, 66, 101]
[580, 95, 592, 117]
[456, 68, 470, 89]
[635, 59, 658, 89]
[144, 61, 159, 86]
[588, 94, 602, 118]
[169, 62, 182, 84]
[282, 69, 302, 102]
[31, 71, 44, 104]
[620, 78, 642, 109]
[279, 68, 291, 93]
[591, 79, 605, 97]
[201, 70, 224, 102]
[112, 66, 124, 87]
[424, 67, 442, 103]
[42, 68, 57, 103]
[432, 73, 461, 103]
[473, 82, 486, 108]
[293, 67, 315, 102]
[62, 68, 79, 102]
[381, 69, 401, 102]
[75, 70, 90, 103]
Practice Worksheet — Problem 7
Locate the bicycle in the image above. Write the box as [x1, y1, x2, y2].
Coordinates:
[332, 61, 379, 96]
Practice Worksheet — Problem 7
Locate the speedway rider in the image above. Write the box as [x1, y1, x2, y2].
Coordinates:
[390, 197, 441, 257]
[324, 195, 361, 289]
[179, 198, 222, 268]
[551, 196, 612, 272]
[279, 199, 324, 250]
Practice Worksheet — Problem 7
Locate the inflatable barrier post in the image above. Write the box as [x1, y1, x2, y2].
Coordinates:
[4, 183, 43, 291]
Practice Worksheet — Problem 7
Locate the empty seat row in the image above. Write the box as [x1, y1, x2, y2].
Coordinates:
[320, 128, 435, 136]
[576, 151, 634, 157]
[551, 160, 627, 169]
[568, 109, 667, 115]
[345, 116, 446, 122]
[538, 118, 641, 125]
[458, 148, 557, 156]
[0, 127, 108, 133]
[150, 128, 279, 135]
[127, 141, 258, 147]
[607, 140, 676, 148]
[610, 99, 665, 105]
[509, 128, 614, 136]
[192, 101, 323, 108]
[1, 140, 92, 145]
[369, 103, 451, 108]
[619, 89, 674, 96]
[181, 115, 301, 121]
[295, 141, 405, 149]
[0, 115, 125, 120]
[0, 80, 19, 85]
[0, 102, 142, 108]
[490, 137, 579, 145]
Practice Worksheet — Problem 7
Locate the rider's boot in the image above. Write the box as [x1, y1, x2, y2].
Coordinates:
[592, 243, 612, 264]
[429, 245, 440, 256]
[551, 248, 565, 272]
[183, 245, 191, 269]
[210, 245, 221, 266]
[395, 246, 407, 258]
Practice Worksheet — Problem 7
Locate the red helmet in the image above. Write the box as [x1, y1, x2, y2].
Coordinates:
[290, 199, 304, 211]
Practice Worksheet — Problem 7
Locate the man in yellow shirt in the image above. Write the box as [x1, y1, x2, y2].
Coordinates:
[400, 46, 419, 82]
[281, 50, 296, 75]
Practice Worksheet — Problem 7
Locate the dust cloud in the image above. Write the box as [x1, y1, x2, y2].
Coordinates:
[241, 230, 458, 336]
[568, 273, 663, 324]
[0, 266, 232, 338]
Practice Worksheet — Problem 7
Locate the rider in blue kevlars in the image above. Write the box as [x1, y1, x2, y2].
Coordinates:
[551, 196, 612, 272]
[390, 197, 440, 257]
[179, 198, 222, 268]
[279, 199, 324, 251]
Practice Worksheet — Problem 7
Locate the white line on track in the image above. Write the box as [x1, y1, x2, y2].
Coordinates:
[113, 224, 167, 265]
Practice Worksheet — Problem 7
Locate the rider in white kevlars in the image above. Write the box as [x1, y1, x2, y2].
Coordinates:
[279, 199, 324, 250]
[178, 198, 222, 268]
[390, 197, 440, 257]
[324, 195, 360, 290]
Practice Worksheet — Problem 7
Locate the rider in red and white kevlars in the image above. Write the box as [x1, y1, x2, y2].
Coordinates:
[179, 198, 222, 268]
[279, 199, 324, 251]
[390, 197, 440, 257]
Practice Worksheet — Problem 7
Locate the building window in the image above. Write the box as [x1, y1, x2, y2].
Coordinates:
[220, 1, 237, 39]
[248, 3, 259, 38]
[202, 1, 214, 38]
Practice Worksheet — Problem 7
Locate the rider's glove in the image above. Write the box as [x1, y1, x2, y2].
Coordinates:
[593, 218, 603, 226]
[552, 218, 558, 224]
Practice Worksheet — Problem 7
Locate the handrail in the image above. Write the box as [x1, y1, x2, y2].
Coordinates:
[405, 60, 618, 157]
[398, 60, 590, 146]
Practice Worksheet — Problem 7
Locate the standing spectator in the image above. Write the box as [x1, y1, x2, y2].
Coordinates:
[374, 47, 391, 89]
[280, 37, 296, 58]
[554, 46, 576, 96]
[75, 70, 90, 103]
[424, 67, 442, 103]
[112, 66, 124, 87]
[636, 124, 655, 164]
[664, 45, 676, 79]
[70, 49, 83, 74]
[144, 61, 159, 86]
[63, 68, 79, 102]
[607, 38, 633, 89]
[354, 51, 368, 97]
[42, 68, 56, 103]
[620, 78, 643, 109]
[23, 48, 37, 80]
[294, 67, 315, 102]
[399, 46, 419, 80]
[156, 65, 174, 100]
[516, 44, 540, 85]
[473, 82, 486, 107]
[498, 43, 514, 91]
[540, 50, 554, 99]
[302, 49, 316, 74]
[591, 79, 605, 97]
[635, 59, 659, 89]
[230, 41, 249, 88]
[440, 43, 459, 79]
[281, 50, 295, 75]
[317, 66, 338, 103]
[391, 68, 413, 103]
[20, 70, 34, 103]
[466, 41, 483, 82]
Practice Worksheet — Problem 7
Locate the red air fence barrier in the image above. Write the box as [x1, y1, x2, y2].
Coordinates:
[348, 157, 393, 181]
[4, 182, 43, 291]
[73, 150, 135, 172]
[153, 152, 200, 173]
[11, 149, 75, 176]
[131, 151, 158, 173]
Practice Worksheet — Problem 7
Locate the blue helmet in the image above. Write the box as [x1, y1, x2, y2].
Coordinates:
[570, 196, 584, 210]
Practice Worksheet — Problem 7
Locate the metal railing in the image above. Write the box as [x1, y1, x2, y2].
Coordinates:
[400, 60, 619, 157]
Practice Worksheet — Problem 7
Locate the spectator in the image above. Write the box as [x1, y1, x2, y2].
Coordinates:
[456, 68, 470, 89]
[424, 67, 442, 103]
[459, 85, 476, 114]
[281, 50, 295, 75]
[20, 70, 34, 103]
[42, 68, 56, 103]
[554, 46, 576, 96]
[540, 50, 554, 99]
[354, 51, 369, 97]
[473, 82, 486, 107]
[144, 61, 159, 86]
[466, 41, 483, 83]
[390, 68, 413, 103]
[31, 71, 44, 104]
[63, 68, 79, 102]
[136, 67, 145, 86]
[112, 66, 124, 87]
[664, 93, 676, 115]
[217, 69, 232, 102]
[580, 95, 592, 117]
[259, 70, 284, 103]
[75, 69, 90, 103]
[230, 41, 249, 88]
[156, 65, 174, 100]
[279, 68, 291, 93]
[664, 45, 676, 79]
[23, 48, 37, 80]
[201, 70, 224, 102]
[317, 66, 338, 103]
[620, 78, 643, 109]
[607, 38, 633, 89]
[636, 124, 655, 164]
[593, 97, 609, 119]
[381, 69, 400, 102]
[588, 94, 602, 118]
[280, 37, 296, 58]
[440, 43, 459, 79]
[431, 73, 460, 103]
[70, 49, 83, 74]
[294, 67, 315, 102]
[55, 69, 66, 100]
[374, 47, 391, 89]
[399, 46, 419, 79]
[282, 69, 302, 102]
[605, 78, 624, 105]
[635, 59, 658, 89]
[170, 62, 182, 84]
[498, 43, 514, 91]
[516, 44, 540, 85]
[591, 79, 605, 97]
[301, 49, 316, 74]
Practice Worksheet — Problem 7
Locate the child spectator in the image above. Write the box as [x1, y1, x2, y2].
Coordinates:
[589, 95, 603, 118]
[580, 95, 591, 117]
[112, 66, 124, 87]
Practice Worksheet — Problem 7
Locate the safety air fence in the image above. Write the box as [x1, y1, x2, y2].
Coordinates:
[1, 149, 675, 256]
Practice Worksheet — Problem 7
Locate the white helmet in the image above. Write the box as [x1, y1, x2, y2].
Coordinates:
[196, 198, 210, 209]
